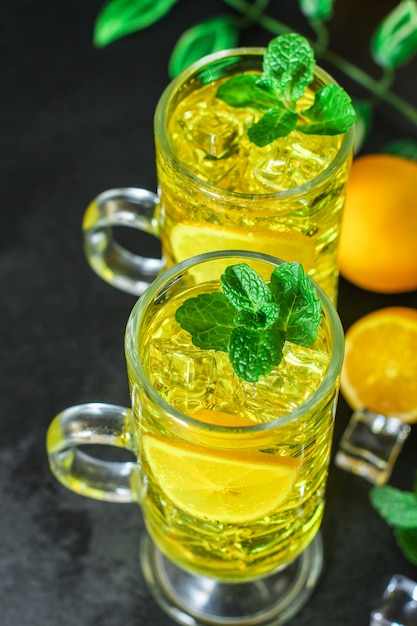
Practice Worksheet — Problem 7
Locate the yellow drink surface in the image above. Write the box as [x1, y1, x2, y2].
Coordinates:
[130, 279, 336, 580]
[156, 75, 351, 302]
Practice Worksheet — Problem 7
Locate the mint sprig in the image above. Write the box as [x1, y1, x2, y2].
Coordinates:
[216, 33, 356, 146]
[175, 261, 322, 383]
[371, 482, 417, 565]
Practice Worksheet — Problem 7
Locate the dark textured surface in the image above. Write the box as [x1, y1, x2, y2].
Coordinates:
[2, 1, 417, 624]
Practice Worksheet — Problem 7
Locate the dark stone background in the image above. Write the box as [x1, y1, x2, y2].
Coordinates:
[2, 1, 417, 624]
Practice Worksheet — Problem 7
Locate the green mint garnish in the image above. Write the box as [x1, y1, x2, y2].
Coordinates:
[370, 483, 417, 565]
[370, 485, 417, 529]
[175, 261, 322, 383]
[216, 33, 356, 146]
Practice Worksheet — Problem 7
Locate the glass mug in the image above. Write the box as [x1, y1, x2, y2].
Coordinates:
[83, 47, 354, 303]
[46, 250, 344, 626]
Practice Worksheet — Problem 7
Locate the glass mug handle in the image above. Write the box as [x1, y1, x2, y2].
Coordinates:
[46, 402, 137, 503]
[83, 187, 165, 296]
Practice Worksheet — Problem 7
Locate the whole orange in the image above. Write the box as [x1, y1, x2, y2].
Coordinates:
[338, 153, 417, 293]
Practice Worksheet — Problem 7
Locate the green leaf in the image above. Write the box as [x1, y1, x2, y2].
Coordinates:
[371, 0, 417, 68]
[228, 326, 286, 382]
[94, 0, 180, 47]
[216, 74, 278, 110]
[352, 99, 373, 155]
[175, 292, 236, 351]
[394, 527, 417, 564]
[384, 138, 417, 160]
[259, 302, 281, 327]
[263, 34, 315, 104]
[370, 485, 417, 529]
[299, 84, 357, 135]
[247, 107, 298, 146]
[221, 264, 271, 312]
[175, 261, 323, 382]
[168, 16, 239, 78]
[235, 302, 281, 330]
[270, 262, 322, 347]
[298, 0, 335, 21]
[213, 33, 355, 145]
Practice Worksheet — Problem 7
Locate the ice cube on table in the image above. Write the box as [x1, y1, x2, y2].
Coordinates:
[335, 409, 410, 485]
[370, 575, 417, 626]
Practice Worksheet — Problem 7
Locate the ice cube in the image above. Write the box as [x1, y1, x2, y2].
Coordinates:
[370, 575, 417, 626]
[235, 342, 330, 423]
[335, 409, 410, 485]
[182, 112, 240, 159]
[253, 134, 338, 192]
[149, 334, 217, 414]
[209, 352, 242, 414]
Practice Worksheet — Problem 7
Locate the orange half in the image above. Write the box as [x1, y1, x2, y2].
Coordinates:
[341, 307, 417, 422]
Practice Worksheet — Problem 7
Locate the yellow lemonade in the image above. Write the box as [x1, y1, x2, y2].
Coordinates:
[155, 66, 352, 303]
[129, 276, 337, 581]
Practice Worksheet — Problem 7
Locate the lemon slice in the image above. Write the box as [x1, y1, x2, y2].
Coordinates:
[191, 408, 253, 427]
[170, 223, 315, 272]
[186, 409, 277, 449]
[341, 307, 417, 422]
[143, 432, 300, 523]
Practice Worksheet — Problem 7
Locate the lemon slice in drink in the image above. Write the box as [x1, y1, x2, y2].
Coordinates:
[191, 408, 253, 427]
[143, 432, 300, 523]
[187, 409, 277, 449]
[170, 223, 315, 272]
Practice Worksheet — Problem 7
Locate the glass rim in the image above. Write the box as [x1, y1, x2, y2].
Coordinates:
[125, 250, 344, 434]
[154, 46, 354, 202]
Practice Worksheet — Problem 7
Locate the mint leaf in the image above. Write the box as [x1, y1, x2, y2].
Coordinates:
[236, 302, 281, 330]
[371, 0, 417, 69]
[229, 326, 286, 382]
[175, 261, 322, 383]
[270, 262, 322, 346]
[395, 527, 417, 565]
[372, 478, 417, 565]
[248, 107, 298, 146]
[263, 34, 315, 104]
[216, 75, 277, 110]
[94, 0, 180, 47]
[352, 99, 373, 154]
[168, 16, 239, 78]
[221, 264, 271, 312]
[299, 0, 335, 22]
[216, 33, 355, 145]
[175, 292, 236, 351]
[385, 139, 417, 161]
[370, 485, 417, 529]
[299, 84, 357, 135]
